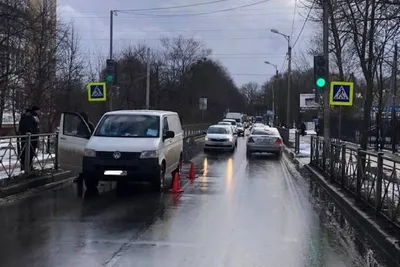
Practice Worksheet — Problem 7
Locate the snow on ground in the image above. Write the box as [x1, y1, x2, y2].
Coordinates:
[0, 162, 54, 180]
[0, 137, 56, 179]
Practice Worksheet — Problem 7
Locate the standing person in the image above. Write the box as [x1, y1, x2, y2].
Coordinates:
[300, 121, 306, 136]
[74, 112, 94, 192]
[77, 112, 94, 134]
[18, 108, 31, 171]
[28, 106, 40, 170]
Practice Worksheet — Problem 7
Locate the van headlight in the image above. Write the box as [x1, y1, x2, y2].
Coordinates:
[205, 136, 208, 141]
[84, 148, 96, 157]
[140, 150, 159, 159]
[228, 137, 233, 142]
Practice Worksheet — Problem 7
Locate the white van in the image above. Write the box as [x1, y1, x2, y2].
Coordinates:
[58, 110, 184, 191]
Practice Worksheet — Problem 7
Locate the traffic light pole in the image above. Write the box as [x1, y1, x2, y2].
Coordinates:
[323, 0, 330, 142]
[287, 44, 292, 128]
[108, 10, 114, 111]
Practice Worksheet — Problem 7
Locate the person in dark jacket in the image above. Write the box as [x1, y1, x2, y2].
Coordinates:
[74, 112, 95, 189]
[28, 106, 41, 170]
[300, 122, 306, 136]
[77, 112, 94, 136]
[18, 108, 31, 170]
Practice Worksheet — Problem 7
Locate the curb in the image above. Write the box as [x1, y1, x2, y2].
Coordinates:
[283, 146, 300, 166]
[304, 164, 400, 265]
[0, 171, 73, 198]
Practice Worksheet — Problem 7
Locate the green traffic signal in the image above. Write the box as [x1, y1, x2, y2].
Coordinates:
[316, 78, 326, 87]
[106, 75, 114, 83]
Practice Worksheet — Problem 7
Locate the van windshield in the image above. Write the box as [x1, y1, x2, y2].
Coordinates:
[94, 114, 160, 138]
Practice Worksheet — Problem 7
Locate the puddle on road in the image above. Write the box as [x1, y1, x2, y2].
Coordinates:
[302, 169, 395, 267]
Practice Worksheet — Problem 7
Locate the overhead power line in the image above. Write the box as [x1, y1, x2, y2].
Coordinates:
[82, 27, 301, 34]
[292, 1, 314, 48]
[119, 0, 271, 17]
[79, 36, 312, 41]
[115, 0, 232, 12]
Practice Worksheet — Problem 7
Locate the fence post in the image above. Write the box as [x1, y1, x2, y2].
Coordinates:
[315, 138, 320, 167]
[310, 136, 314, 164]
[54, 132, 59, 170]
[330, 142, 334, 181]
[375, 152, 384, 214]
[24, 133, 31, 175]
[322, 139, 326, 172]
[356, 148, 363, 198]
[340, 144, 346, 187]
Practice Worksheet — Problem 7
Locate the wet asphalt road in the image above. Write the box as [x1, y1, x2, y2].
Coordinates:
[0, 137, 357, 267]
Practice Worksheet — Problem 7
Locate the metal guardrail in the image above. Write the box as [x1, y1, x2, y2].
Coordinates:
[0, 124, 210, 180]
[310, 136, 400, 226]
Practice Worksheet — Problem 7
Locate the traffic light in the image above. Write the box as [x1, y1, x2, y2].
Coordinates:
[314, 55, 327, 88]
[105, 59, 116, 84]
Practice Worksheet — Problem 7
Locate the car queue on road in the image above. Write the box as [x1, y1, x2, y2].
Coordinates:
[204, 119, 284, 159]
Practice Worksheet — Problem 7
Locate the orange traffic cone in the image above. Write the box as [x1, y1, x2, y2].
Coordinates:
[170, 172, 183, 193]
[187, 162, 198, 179]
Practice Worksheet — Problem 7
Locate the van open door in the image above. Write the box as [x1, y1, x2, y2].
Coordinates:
[58, 112, 92, 176]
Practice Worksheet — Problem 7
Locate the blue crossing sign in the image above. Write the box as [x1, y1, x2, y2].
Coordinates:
[329, 81, 354, 106]
[87, 82, 107, 102]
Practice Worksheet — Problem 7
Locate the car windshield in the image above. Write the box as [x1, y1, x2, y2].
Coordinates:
[94, 114, 160, 137]
[223, 120, 236, 125]
[208, 127, 229, 134]
[218, 122, 230, 125]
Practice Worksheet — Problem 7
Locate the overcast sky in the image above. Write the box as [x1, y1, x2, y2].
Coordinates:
[58, 0, 313, 87]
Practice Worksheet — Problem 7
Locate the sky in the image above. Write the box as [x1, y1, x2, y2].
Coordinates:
[57, 0, 314, 87]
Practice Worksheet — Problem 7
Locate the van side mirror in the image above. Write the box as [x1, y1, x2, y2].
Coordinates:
[86, 131, 91, 139]
[203, 131, 207, 134]
[164, 130, 175, 140]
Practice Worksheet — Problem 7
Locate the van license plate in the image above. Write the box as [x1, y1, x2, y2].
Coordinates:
[104, 170, 127, 176]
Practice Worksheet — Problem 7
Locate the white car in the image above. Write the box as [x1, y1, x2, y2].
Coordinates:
[236, 123, 245, 137]
[58, 110, 184, 192]
[246, 127, 283, 158]
[204, 125, 237, 152]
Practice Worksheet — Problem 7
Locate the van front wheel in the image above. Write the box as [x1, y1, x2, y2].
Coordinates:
[84, 177, 99, 191]
[152, 165, 165, 192]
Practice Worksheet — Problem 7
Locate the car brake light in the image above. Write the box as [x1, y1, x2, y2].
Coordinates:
[275, 138, 282, 145]
[248, 137, 254, 143]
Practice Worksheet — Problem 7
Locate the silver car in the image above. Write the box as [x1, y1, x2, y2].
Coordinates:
[204, 125, 237, 152]
[246, 127, 283, 158]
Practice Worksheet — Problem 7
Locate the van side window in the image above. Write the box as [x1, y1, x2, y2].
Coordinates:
[174, 115, 182, 132]
[163, 117, 169, 134]
[167, 115, 181, 134]
[63, 113, 90, 138]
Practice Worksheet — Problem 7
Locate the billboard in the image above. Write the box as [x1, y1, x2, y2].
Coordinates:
[300, 94, 319, 110]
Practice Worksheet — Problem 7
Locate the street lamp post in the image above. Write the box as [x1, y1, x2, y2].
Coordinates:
[271, 29, 291, 128]
[264, 61, 278, 126]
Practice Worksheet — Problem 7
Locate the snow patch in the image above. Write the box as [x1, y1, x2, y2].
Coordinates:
[2, 111, 20, 125]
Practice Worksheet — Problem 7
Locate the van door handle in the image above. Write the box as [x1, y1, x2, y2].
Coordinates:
[60, 137, 67, 140]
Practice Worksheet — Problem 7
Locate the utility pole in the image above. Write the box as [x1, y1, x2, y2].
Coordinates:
[273, 69, 278, 125]
[145, 47, 151, 109]
[109, 10, 114, 60]
[391, 42, 398, 153]
[323, 0, 330, 141]
[287, 42, 292, 128]
[108, 10, 114, 111]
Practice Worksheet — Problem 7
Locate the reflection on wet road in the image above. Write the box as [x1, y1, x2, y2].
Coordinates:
[0, 138, 363, 266]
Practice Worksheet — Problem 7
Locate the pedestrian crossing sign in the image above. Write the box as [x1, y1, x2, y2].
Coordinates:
[87, 82, 107, 102]
[329, 81, 354, 106]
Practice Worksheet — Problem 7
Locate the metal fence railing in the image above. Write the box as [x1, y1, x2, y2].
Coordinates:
[0, 124, 210, 181]
[310, 135, 400, 226]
